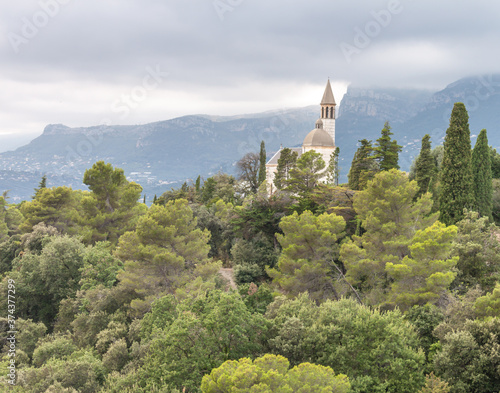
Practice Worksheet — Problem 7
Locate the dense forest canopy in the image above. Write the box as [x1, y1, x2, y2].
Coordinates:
[1, 103, 500, 392]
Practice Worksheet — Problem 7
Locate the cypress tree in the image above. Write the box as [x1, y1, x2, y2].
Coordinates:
[414, 134, 436, 199]
[374, 121, 402, 171]
[439, 103, 474, 225]
[348, 145, 362, 190]
[258, 141, 266, 184]
[326, 147, 340, 185]
[490, 147, 500, 179]
[472, 129, 493, 220]
[195, 175, 201, 194]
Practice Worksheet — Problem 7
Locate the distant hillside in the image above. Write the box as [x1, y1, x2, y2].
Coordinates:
[337, 75, 500, 176]
[0, 133, 40, 153]
[397, 75, 500, 167]
[1, 74, 499, 203]
[0, 107, 319, 202]
[335, 86, 434, 175]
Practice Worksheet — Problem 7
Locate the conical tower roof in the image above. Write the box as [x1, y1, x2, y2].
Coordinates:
[321, 79, 336, 105]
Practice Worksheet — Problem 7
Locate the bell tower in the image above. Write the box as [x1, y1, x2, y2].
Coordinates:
[320, 79, 336, 145]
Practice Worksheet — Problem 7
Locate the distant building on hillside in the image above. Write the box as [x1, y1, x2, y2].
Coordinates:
[266, 79, 337, 194]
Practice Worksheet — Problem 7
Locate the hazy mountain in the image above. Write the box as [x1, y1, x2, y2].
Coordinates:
[1, 75, 499, 203]
[397, 75, 500, 166]
[335, 86, 435, 175]
[0, 107, 319, 202]
[0, 133, 41, 153]
[336, 75, 500, 176]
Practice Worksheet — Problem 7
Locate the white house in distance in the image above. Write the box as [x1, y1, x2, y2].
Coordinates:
[266, 79, 337, 194]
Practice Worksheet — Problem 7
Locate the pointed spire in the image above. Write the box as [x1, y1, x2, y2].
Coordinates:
[321, 79, 336, 105]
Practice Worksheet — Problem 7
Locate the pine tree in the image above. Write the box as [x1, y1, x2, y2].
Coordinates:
[273, 148, 298, 190]
[32, 174, 47, 199]
[267, 210, 346, 302]
[439, 103, 474, 225]
[374, 121, 402, 171]
[285, 150, 325, 195]
[116, 199, 211, 314]
[414, 134, 437, 199]
[472, 129, 492, 220]
[340, 169, 439, 307]
[202, 354, 351, 393]
[347, 139, 378, 190]
[81, 161, 146, 243]
[385, 221, 458, 310]
[419, 373, 451, 393]
[258, 140, 266, 185]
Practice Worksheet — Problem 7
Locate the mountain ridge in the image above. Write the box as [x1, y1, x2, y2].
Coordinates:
[1, 75, 500, 202]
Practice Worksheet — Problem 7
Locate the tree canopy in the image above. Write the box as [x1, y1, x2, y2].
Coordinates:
[439, 103, 474, 225]
[1, 142, 498, 393]
[414, 134, 437, 199]
[374, 121, 402, 171]
[201, 354, 351, 393]
[273, 148, 298, 191]
[268, 210, 346, 302]
[340, 169, 442, 306]
[115, 199, 212, 316]
[348, 139, 378, 190]
[285, 150, 325, 195]
[472, 129, 493, 220]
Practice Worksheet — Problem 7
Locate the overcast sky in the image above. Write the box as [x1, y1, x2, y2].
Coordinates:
[1, 0, 500, 143]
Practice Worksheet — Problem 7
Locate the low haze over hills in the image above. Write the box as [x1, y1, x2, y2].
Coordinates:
[1, 75, 499, 202]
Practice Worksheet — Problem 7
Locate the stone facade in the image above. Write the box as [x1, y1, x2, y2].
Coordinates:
[321, 117, 335, 145]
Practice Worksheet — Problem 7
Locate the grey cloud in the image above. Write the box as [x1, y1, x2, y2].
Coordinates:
[3, 0, 499, 86]
[1, 0, 500, 138]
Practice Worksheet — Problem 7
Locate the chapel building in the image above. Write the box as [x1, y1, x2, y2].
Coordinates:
[266, 79, 337, 194]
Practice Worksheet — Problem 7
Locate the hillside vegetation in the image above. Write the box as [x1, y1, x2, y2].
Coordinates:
[1, 102, 500, 392]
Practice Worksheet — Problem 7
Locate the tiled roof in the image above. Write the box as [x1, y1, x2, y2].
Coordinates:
[266, 147, 302, 165]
